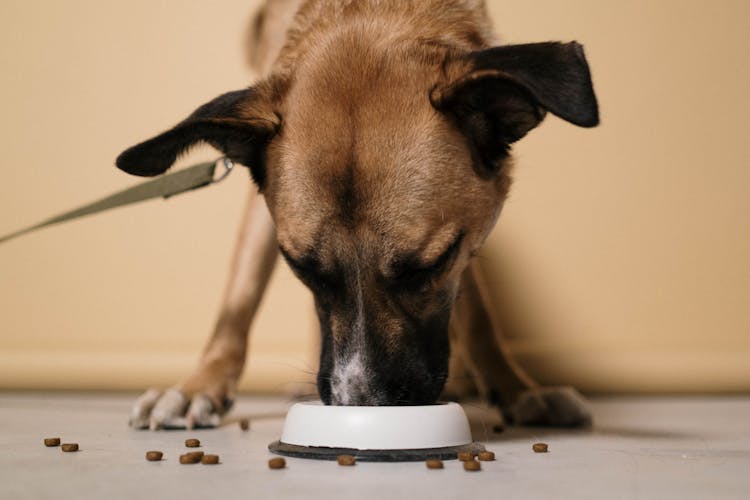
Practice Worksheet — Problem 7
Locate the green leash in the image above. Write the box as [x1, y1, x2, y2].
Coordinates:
[0, 157, 233, 245]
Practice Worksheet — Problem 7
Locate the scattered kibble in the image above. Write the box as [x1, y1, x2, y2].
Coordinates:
[463, 460, 481, 471]
[477, 451, 495, 461]
[425, 459, 444, 469]
[145, 451, 163, 461]
[532, 443, 549, 453]
[239, 419, 250, 431]
[268, 457, 286, 469]
[179, 453, 201, 464]
[457, 451, 474, 461]
[201, 454, 220, 465]
[61, 443, 79, 452]
[186, 451, 204, 460]
[337, 454, 356, 466]
[185, 438, 201, 448]
[44, 438, 61, 447]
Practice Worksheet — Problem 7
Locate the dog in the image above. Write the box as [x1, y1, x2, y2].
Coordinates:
[118, 0, 599, 430]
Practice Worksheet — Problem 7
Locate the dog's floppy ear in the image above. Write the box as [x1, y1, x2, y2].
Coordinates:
[431, 41, 599, 172]
[116, 85, 280, 187]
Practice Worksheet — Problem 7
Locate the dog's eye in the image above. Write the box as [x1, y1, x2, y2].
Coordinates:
[394, 266, 439, 291]
[279, 247, 317, 276]
[391, 233, 464, 290]
[279, 246, 337, 291]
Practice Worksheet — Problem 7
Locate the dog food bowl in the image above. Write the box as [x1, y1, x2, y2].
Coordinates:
[268, 401, 484, 462]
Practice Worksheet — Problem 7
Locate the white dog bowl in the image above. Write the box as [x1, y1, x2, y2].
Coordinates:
[268, 401, 483, 462]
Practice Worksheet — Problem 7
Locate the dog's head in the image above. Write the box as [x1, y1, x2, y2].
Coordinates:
[117, 41, 598, 406]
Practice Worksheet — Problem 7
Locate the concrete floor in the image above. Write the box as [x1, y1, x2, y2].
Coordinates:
[1, 393, 748, 499]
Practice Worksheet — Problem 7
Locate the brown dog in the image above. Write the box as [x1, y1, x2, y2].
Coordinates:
[119, 0, 598, 430]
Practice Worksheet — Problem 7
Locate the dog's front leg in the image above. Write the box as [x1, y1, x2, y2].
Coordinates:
[450, 260, 592, 427]
[130, 189, 278, 429]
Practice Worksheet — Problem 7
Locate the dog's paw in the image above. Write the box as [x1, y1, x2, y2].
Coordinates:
[129, 388, 227, 430]
[505, 386, 593, 427]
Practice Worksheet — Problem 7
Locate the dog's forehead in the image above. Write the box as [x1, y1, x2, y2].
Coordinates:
[271, 107, 471, 255]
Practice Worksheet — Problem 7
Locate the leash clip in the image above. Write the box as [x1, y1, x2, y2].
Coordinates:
[213, 157, 234, 183]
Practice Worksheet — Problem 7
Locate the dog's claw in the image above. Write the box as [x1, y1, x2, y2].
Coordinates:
[186, 394, 220, 429]
[507, 386, 593, 427]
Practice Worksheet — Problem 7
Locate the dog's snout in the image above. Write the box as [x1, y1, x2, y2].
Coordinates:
[311, 248, 453, 407]
[328, 354, 378, 405]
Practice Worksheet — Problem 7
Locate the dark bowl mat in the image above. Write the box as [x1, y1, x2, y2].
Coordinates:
[268, 440, 485, 462]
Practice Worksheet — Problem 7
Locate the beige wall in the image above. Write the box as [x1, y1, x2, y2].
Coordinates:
[0, 0, 748, 393]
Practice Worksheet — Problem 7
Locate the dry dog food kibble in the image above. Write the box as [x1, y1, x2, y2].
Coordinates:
[239, 419, 250, 431]
[337, 454, 356, 466]
[186, 451, 204, 460]
[145, 451, 163, 461]
[425, 459, 444, 469]
[532, 443, 549, 453]
[268, 457, 286, 469]
[201, 454, 220, 465]
[185, 438, 201, 448]
[463, 460, 481, 471]
[61, 443, 79, 452]
[457, 451, 474, 461]
[179, 453, 201, 464]
[44, 438, 61, 447]
[477, 451, 495, 461]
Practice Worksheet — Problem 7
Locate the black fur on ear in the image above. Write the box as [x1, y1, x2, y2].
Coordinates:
[431, 41, 599, 173]
[116, 86, 280, 188]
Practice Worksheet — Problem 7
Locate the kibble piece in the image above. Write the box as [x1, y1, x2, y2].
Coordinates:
[186, 451, 204, 460]
[201, 454, 220, 465]
[179, 453, 201, 464]
[145, 451, 163, 461]
[477, 451, 495, 461]
[457, 451, 474, 461]
[463, 460, 481, 471]
[239, 419, 250, 431]
[337, 454, 356, 466]
[61, 443, 79, 452]
[268, 457, 286, 469]
[425, 459, 444, 469]
[185, 438, 201, 448]
[532, 442, 549, 453]
[44, 438, 61, 447]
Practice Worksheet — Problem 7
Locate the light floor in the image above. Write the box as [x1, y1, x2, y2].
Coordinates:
[1, 393, 748, 499]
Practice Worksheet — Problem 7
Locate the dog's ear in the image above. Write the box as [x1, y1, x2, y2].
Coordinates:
[431, 41, 599, 172]
[116, 85, 280, 187]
